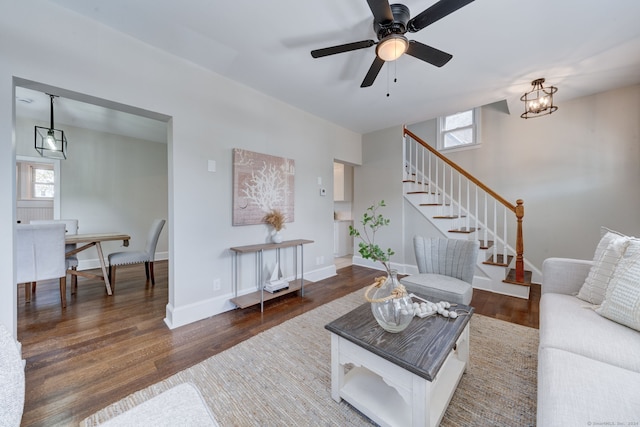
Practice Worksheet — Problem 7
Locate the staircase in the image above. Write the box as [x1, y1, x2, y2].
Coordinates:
[403, 128, 540, 299]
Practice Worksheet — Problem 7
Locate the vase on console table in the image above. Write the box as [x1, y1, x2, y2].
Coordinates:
[365, 269, 413, 333]
[271, 231, 283, 244]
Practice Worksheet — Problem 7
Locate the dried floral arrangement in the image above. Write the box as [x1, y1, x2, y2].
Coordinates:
[263, 209, 285, 231]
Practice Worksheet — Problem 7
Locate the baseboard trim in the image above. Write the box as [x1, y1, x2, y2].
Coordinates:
[164, 293, 236, 329]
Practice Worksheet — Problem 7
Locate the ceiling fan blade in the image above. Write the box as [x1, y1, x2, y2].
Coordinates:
[408, 0, 475, 32]
[361, 57, 385, 87]
[311, 40, 375, 58]
[366, 0, 394, 24]
[405, 41, 453, 67]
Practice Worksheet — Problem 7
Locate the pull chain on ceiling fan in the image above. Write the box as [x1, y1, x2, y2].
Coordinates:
[310, 0, 475, 88]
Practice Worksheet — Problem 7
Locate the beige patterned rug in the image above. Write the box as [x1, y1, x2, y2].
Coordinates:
[83, 289, 538, 426]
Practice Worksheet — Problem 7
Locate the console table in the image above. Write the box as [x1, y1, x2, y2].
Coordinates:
[230, 239, 313, 312]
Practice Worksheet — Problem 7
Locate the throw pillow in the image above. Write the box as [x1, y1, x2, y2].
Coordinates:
[577, 231, 630, 305]
[597, 239, 640, 332]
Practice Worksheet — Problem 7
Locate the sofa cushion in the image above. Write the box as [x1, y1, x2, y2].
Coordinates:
[537, 347, 640, 427]
[540, 293, 640, 373]
[597, 238, 640, 332]
[577, 233, 629, 305]
[399, 273, 472, 305]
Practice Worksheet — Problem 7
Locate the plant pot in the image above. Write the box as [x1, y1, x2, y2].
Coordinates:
[366, 270, 414, 333]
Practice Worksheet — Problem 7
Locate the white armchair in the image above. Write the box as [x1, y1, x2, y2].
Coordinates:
[108, 219, 165, 291]
[400, 236, 479, 305]
[16, 223, 68, 308]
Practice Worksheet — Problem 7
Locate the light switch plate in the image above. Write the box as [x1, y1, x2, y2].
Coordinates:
[207, 160, 216, 172]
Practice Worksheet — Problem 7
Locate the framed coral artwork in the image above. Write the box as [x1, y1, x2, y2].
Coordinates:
[232, 148, 295, 226]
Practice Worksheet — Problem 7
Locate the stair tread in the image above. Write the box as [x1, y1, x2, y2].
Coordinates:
[483, 254, 513, 267]
[478, 240, 494, 250]
[434, 215, 467, 219]
[448, 227, 478, 234]
[503, 269, 533, 286]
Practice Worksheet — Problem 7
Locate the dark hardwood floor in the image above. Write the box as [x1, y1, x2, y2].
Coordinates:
[17, 261, 540, 427]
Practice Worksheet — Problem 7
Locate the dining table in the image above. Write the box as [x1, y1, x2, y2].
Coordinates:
[65, 232, 131, 295]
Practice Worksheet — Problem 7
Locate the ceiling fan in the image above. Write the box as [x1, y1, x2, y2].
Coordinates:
[310, 0, 475, 88]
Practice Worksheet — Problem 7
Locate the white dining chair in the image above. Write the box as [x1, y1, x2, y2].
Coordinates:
[30, 219, 79, 296]
[108, 219, 165, 291]
[16, 223, 68, 308]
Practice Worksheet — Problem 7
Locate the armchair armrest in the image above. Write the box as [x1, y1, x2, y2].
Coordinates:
[541, 257, 592, 295]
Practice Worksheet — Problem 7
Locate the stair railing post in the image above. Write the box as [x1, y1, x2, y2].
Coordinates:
[403, 134, 408, 180]
[515, 199, 525, 283]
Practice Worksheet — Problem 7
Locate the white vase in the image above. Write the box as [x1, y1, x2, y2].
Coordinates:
[272, 231, 283, 243]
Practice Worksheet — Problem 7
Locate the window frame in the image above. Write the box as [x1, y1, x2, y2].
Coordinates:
[30, 164, 55, 199]
[436, 108, 481, 152]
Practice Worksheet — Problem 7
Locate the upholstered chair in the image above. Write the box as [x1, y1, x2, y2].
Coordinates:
[400, 236, 479, 305]
[16, 223, 68, 308]
[0, 323, 25, 427]
[30, 219, 79, 295]
[108, 219, 165, 291]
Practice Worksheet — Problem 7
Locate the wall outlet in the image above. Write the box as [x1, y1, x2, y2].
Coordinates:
[320, 188, 326, 196]
[213, 278, 221, 291]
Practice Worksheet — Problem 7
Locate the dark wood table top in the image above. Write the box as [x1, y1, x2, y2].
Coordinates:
[325, 301, 474, 381]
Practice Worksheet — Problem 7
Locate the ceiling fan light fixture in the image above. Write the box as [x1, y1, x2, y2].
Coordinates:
[520, 78, 558, 119]
[376, 34, 408, 62]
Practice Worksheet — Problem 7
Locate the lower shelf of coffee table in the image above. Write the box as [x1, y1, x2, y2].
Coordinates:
[230, 280, 311, 309]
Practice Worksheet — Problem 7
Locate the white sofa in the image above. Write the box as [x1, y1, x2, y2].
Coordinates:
[538, 257, 640, 425]
[0, 323, 25, 427]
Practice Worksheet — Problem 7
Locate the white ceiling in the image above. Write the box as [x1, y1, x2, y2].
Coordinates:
[18, 0, 640, 138]
[15, 87, 168, 143]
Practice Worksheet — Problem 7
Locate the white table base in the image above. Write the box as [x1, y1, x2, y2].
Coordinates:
[330, 323, 470, 427]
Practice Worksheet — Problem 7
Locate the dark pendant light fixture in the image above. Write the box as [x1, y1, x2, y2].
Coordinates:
[520, 78, 558, 119]
[34, 94, 67, 159]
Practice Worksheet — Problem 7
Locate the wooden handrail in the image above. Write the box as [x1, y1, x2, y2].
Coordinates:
[403, 127, 526, 284]
[403, 127, 516, 213]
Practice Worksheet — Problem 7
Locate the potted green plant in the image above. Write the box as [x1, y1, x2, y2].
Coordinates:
[350, 200, 413, 333]
[349, 200, 394, 276]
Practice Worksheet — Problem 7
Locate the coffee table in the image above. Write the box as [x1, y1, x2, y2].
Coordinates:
[325, 301, 473, 427]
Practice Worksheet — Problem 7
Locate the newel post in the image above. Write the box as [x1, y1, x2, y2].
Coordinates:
[515, 199, 525, 283]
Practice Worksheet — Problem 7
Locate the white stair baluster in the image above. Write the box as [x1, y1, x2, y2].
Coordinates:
[503, 208, 508, 265]
[483, 193, 488, 247]
[493, 199, 498, 262]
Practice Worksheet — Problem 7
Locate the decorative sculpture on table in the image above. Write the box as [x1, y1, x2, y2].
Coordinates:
[350, 200, 413, 333]
[232, 149, 294, 241]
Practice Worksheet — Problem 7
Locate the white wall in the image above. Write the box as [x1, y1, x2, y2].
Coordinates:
[15, 117, 169, 267]
[408, 84, 640, 269]
[1, 2, 362, 335]
[353, 126, 405, 272]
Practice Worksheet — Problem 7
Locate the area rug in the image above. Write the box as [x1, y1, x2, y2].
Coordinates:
[82, 290, 538, 426]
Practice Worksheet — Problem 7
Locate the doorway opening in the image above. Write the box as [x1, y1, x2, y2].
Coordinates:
[333, 161, 354, 270]
[14, 77, 171, 326]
